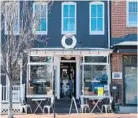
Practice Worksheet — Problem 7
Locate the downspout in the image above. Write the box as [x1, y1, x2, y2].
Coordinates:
[0, 1, 1, 85]
[108, 0, 111, 48]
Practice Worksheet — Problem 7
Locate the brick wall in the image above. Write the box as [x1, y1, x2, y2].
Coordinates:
[111, 1, 137, 38]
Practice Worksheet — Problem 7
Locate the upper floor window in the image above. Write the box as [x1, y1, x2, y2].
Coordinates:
[5, 2, 20, 35]
[33, 2, 48, 34]
[90, 2, 104, 35]
[127, 1, 138, 27]
[62, 2, 76, 34]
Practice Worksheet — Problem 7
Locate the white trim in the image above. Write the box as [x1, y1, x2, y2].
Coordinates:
[89, 2, 105, 35]
[5, 2, 20, 35]
[33, 2, 48, 35]
[61, 2, 76, 34]
[126, 0, 138, 27]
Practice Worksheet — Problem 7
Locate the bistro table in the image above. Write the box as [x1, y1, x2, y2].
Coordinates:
[82, 96, 111, 113]
[32, 98, 46, 113]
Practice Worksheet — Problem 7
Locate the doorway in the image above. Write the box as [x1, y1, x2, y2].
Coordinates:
[60, 62, 76, 99]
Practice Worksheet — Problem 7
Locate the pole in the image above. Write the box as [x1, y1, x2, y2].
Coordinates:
[53, 67, 56, 118]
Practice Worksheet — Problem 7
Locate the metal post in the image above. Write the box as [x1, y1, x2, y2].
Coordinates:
[53, 66, 56, 118]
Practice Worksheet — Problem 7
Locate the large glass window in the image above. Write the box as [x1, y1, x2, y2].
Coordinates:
[33, 2, 48, 34]
[27, 56, 53, 96]
[90, 2, 104, 34]
[127, 1, 138, 27]
[81, 56, 109, 96]
[5, 2, 20, 35]
[62, 2, 76, 34]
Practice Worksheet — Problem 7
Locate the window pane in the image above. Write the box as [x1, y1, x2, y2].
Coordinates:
[129, 13, 137, 25]
[69, 5, 75, 17]
[29, 65, 53, 95]
[97, 5, 103, 17]
[97, 18, 103, 31]
[91, 5, 96, 17]
[13, 19, 19, 32]
[35, 5, 40, 12]
[69, 18, 75, 31]
[84, 56, 107, 63]
[129, 2, 137, 12]
[30, 56, 53, 62]
[63, 5, 68, 17]
[91, 18, 96, 31]
[41, 6, 47, 17]
[63, 18, 69, 31]
[83, 65, 108, 96]
[40, 18, 46, 31]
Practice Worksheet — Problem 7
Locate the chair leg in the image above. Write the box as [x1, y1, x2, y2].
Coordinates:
[43, 108, 45, 113]
[29, 106, 32, 113]
[105, 106, 107, 113]
[48, 108, 50, 114]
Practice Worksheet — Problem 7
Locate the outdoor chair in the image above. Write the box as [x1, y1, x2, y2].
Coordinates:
[101, 97, 113, 113]
[43, 96, 54, 114]
[20, 99, 32, 113]
[79, 96, 90, 113]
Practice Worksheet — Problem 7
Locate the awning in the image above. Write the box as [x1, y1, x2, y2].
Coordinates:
[111, 41, 137, 53]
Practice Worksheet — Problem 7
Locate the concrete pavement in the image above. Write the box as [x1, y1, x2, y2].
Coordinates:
[0, 113, 137, 118]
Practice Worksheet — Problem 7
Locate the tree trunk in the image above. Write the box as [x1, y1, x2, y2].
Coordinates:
[8, 81, 13, 118]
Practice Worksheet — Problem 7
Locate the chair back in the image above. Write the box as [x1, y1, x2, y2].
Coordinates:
[50, 96, 54, 107]
[20, 98, 27, 105]
[109, 97, 113, 104]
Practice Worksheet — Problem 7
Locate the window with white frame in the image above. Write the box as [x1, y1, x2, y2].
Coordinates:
[81, 56, 110, 96]
[127, 1, 137, 27]
[5, 2, 20, 35]
[62, 2, 76, 34]
[27, 56, 53, 96]
[33, 2, 48, 34]
[90, 2, 104, 34]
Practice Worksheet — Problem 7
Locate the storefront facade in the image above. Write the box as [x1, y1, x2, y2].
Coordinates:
[26, 48, 111, 99]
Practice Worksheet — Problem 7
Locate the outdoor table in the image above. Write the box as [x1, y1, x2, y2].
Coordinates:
[82, 96, 111, 113]
[32, 98, 46, 113]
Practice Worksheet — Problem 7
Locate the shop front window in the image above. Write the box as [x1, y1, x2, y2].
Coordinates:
[81, 56, 109, 96]
[27, 56, 53, 96]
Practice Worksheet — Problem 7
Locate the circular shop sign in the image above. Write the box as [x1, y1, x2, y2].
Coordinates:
[61, 34, 77, 49]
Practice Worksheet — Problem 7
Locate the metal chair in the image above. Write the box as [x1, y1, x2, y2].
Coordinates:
[80, 96, 90, 113]
[43, 96, 54, 114]
[20, 99, 32, 113]
[101, 97, 113, 113]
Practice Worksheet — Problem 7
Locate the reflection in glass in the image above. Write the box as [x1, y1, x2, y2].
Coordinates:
[29, 65, 53, 95]
[83, 65, 108, 96]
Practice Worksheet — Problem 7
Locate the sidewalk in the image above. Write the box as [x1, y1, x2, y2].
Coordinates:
[0, 113, 137, 118]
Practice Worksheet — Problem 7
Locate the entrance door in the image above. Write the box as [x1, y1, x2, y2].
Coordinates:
[124, 66, 137, 105]
[60, 62, 76, 99]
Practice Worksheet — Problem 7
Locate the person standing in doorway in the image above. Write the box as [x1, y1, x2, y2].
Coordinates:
[69, 77, 73, 98]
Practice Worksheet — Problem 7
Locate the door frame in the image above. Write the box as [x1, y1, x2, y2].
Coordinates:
[123, 64, 137, 106]
[57, 56, 80, 99]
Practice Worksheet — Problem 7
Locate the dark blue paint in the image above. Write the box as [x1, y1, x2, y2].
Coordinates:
[111, 34, 137, 45]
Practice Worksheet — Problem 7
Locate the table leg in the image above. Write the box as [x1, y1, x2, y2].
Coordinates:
[91, 99, 102, 113]
[34, 101, 43, 113]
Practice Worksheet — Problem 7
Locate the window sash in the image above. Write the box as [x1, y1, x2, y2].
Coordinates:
[62, 2, 76, 34]
[5, 2, 20, 35]
[33, 3, 48, 34]
[127, 1, 138, 26]
[90, 2, 104, 34]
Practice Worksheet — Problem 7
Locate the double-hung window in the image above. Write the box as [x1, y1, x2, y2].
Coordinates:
[33, 2, 48, 34]
[62, 2, 76, 34]
[90, 2, 104, 35]
[5, 2, 20, 35]
[127, 1, 137, 27]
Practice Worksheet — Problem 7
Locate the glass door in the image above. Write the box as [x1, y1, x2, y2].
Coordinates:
[124, 66, 137, 105]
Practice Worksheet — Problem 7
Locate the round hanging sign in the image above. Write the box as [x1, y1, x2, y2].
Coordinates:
[61, 34, 77, 49]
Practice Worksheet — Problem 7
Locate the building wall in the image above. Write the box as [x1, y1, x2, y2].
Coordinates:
[111, 1, 137, 38]
[111, 53, 137, 104]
